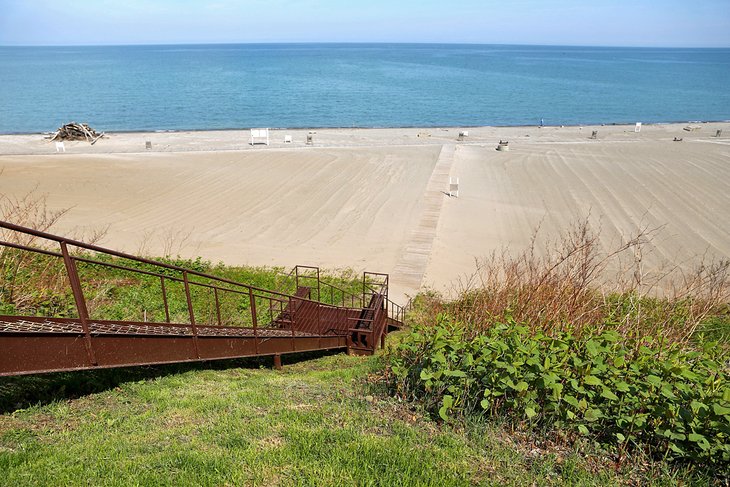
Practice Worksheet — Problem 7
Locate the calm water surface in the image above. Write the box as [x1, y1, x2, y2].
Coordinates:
[0, 44, 728, 133]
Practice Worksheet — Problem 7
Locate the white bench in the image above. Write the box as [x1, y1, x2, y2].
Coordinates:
[250, 128, 270, 146]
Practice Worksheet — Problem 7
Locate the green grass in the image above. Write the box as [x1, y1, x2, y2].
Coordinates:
[1, 252, 723, 485]
[0, 346, 705, 486]
[694, 308, 730, 344]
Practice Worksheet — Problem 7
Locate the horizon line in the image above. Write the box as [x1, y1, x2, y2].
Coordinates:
[1, 41, 729, 50]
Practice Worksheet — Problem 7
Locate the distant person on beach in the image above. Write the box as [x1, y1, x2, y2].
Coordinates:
[540, 118, 544, 127]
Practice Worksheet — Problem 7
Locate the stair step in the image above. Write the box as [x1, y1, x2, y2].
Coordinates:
[349, 328, 373, 334]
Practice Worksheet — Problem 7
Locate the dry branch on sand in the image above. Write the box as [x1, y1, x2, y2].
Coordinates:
[49, 122, 105, 145]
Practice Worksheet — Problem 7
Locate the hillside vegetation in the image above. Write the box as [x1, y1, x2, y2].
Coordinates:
[1, 195, 728, 484]
[386, 222, 730, 482]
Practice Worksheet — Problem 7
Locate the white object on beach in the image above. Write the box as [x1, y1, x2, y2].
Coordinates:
[250, 128, 270, 145]
[284, 135, 292, 143]
[634, 122, 642, 133]
[449, 177, 459, 198]
[55, 141, 65, 153]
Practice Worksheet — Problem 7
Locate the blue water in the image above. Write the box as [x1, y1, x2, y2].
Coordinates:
[0, 43, 728, 133]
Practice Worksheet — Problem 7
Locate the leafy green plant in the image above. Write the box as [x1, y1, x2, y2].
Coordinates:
[387, 317, 730, 470]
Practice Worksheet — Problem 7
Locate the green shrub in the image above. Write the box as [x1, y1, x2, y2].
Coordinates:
[387, 317, 730, 468]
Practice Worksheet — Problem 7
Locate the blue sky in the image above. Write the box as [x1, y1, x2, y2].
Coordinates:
[1, 0, 728, 47]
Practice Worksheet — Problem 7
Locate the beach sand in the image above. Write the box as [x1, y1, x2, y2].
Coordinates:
[1, 122, 729, 303]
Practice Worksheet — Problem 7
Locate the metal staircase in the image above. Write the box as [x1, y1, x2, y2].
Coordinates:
[0, 221, 407, 376]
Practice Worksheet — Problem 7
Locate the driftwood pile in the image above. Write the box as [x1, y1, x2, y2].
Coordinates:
[50, 122, 105, 145]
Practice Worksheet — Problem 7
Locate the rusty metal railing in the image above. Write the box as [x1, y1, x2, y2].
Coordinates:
[0, 220, 406, 375]
[280, 265, 408, 326]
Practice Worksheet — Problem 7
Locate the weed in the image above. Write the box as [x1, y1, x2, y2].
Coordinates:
[447, 218, 729, 346]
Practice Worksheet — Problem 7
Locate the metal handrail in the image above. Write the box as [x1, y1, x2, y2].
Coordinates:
[0, 222, 373, 312]
[0, 221, 409, 375]
[0, 220, 407, 355]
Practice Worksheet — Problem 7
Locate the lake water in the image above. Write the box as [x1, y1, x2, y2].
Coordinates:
[0, 43, 728, 133]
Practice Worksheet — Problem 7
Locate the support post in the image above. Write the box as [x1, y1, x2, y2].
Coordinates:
[273, 354, 282, 370]
[249, 287, 259, 354]
[317, 301, 323, 350]
[289, 296, 296, 351]
[316, 267, 321, 302]
[183, 271, 201, 358]
[214, 287, 222, 326]
[60, 242, 97, 365]
[160, 276, 170, 323]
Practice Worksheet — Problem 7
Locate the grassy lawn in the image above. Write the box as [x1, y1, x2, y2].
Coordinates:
[0, 343, 696, 486]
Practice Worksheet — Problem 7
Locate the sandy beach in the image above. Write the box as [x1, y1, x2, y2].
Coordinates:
[1, 122, 729, 303]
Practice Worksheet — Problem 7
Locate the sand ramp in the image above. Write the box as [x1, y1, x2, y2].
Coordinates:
[391, 144, 456, 297]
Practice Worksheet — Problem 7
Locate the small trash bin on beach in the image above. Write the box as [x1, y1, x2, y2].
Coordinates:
[496, 140, 509, 151]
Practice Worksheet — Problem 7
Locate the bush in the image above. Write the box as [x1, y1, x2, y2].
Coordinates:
[448, 218, 730, 346]
[387, 317, 730, 469]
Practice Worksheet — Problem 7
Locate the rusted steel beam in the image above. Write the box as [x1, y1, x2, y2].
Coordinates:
[60, 242, 97, 365]
[160, 276, 171, 323]
[182, 271, 201, 359]
[249, 287, 259, 354]
[213, 287, 222, 326]
[0, 332, 347, 376]
[0, 239, 62, 258]
[316, 267, 321, 303]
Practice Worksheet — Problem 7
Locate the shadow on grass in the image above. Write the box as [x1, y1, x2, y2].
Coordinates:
[0, 349, 345, 414]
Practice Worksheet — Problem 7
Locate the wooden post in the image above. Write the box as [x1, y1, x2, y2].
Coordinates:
[273, 354, 282, 370]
